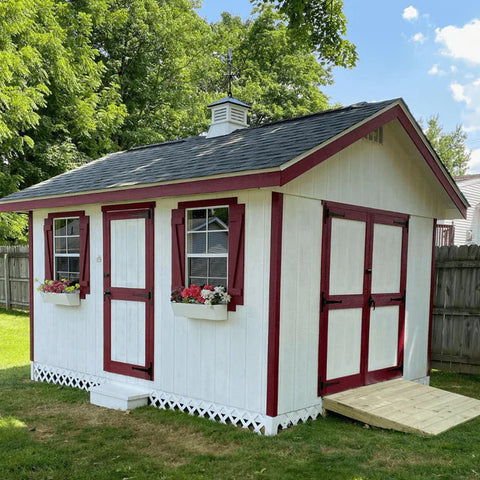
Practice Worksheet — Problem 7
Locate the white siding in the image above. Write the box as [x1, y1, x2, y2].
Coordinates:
[33, 190, 271, 415]
[452, 182, 480, 245]
[277, 195, 322, 414]
[404, 216, 433, 381]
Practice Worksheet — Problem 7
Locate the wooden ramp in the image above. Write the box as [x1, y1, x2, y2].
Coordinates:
[323, 378, 480, 435]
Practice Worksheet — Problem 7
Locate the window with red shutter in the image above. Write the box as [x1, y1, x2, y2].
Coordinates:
[44, 211, 90, 299]
[172, 198, 244, 312]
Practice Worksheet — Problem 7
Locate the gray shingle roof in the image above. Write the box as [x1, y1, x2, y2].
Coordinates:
[2, 99, 399, 202]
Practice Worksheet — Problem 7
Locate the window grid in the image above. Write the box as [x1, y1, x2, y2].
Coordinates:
[186, 207, 228, 288]
[53, 217, 80, 283]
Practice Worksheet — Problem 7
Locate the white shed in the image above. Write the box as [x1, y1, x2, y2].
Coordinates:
[0, 97, 467, 435]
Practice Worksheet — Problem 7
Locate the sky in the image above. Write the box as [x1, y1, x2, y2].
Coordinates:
[197, 1, 480, 173]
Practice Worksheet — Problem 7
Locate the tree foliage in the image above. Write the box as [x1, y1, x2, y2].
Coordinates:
[0, 0, 358, 243]
[422, 116, 470, 177]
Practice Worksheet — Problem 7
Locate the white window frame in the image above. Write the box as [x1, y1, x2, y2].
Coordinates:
[53, 216, 80, 282]
[185, 206, 229, 287]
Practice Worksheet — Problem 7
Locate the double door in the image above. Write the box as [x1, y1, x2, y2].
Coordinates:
[318, 202, 408, 396]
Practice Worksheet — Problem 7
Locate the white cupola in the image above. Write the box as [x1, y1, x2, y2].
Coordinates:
[206, 96, 250, 138]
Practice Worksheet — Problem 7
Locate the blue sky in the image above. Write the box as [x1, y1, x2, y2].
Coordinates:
[197, 1, 480, 172]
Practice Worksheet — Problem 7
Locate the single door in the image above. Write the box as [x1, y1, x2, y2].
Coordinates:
[318, 202, 408, 396]
[103, 204, 155, 380]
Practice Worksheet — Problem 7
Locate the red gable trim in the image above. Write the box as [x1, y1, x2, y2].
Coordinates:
[0, 103, 466, 217]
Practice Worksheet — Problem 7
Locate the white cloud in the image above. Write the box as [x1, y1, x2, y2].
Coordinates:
[450, 65, 458, 73]
[435, 20, 480, 64]
[450, 80, 480, 133]
[403, 6, 419, 21]
[468, 149, 480, 173]
[411, 32, 426, 43]
[428, 64, 444, 75]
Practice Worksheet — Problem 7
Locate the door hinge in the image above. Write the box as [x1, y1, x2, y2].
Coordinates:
[390, 293, 405, 303]
[321, 292, 342, 312]
[324, 207, 345, 223]
[133, 291, 152, 300]
[319, 377, 340, 392]
[132, 362, 152, 377]
[393, 219, 408, 228]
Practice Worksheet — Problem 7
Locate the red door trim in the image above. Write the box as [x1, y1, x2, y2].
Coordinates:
[266, 192, 283, 417]
[427, 219, 437, 375]
[319, 201, 409, 396]
[103, 203, 155, 381]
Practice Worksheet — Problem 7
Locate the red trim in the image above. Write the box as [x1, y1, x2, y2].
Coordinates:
[266, 192, 283, 417]
[318, 201, 409, 396]
[103, 204, 155, 381]
[44, 210, 90, 299]
[427, 219, 437, 376]
[101, 201, 156, 213]
[29, 211, 34, 362]
[172, 197, 245, 311]
[0, 103, 467, 218]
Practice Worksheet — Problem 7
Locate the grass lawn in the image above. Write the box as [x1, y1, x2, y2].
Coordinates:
[1, 308, 480, 479]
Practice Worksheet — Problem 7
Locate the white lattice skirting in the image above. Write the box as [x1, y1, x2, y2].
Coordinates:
[30, 362, 324, 435]
[31, 362, 105, 391]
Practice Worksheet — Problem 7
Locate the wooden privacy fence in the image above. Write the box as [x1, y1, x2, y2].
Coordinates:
[432, 245, 480, 374]
[0, 246, 29, 310]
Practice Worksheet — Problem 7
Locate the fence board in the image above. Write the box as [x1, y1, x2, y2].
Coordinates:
[0, 246, 29, 309]
[432, 245, 480, 374]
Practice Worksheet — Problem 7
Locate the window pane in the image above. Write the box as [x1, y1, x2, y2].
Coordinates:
[208, 232, 228, 254]
[68, 257, 80, 282]
[55, 237, 67, 254]
[55, 257, 69, 280]
[209, 257, 227, 278]
[187, 209, 207, 231]
[67, 237, 80, 254]
[54, 219, 66, 236]
[189, 258, 208, 279]
[187, 232, 206, 254]
[189, 277, 208, 287]
[67, 218, 80, 235]
[208, 207, 228, 230]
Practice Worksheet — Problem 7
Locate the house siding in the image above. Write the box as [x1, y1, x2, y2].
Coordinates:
[32, 190, 272, 416]
[452, 182, 480, 245]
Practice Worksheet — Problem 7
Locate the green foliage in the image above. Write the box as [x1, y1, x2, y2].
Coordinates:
[422, 115, 470, 177]
[253, 0, 358, 67]
[1, 309, 480, 479]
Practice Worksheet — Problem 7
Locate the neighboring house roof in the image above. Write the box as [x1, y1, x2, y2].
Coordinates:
[455, 173, 480, 185]
[0, 98, 468, 217]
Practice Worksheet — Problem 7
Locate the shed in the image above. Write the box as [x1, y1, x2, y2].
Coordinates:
[0, 97, 468, 435]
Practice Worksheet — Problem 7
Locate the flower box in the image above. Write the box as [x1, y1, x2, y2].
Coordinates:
[40, 291, 80, 306]
[171, 302, 227, 321]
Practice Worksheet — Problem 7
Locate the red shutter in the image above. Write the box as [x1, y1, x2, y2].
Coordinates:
[44, 217, 54, 280]
[171, 208, 186, 290]
[228, 203, 245, 312]
[79, 214, 90, 298]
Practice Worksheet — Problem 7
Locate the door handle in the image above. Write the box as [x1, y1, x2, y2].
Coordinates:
[368, 295, 376, 310]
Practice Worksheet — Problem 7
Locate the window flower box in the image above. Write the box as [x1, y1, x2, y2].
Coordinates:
[40, 291, 80, 306]
[171, 302, 227, 321]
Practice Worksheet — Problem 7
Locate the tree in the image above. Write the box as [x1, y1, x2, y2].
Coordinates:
[252, 0, 357, 67]
[422, 116, 470, 177]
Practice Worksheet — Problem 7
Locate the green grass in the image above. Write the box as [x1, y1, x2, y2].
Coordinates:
[1, 308, 480, 479]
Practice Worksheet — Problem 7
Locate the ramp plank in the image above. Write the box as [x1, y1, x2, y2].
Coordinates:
[323, 379, 480, 435]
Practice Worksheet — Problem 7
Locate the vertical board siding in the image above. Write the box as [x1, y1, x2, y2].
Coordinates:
[404, 216, 433, 380]
[452, 182, 480, 245]
[277, 195, 322, 414]
[432, 245, 480, 373]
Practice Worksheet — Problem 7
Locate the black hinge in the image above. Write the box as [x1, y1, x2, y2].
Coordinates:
[393, 219, 408, 228]
[319, 378, 340, 391]
[324, 207, 345, 222]
[321, 292, 343, 312]
[133, 291, 152, 300]
[388, 365, 403, 372]
[132, 362, 152, 376]
[390, 293, 405, 303]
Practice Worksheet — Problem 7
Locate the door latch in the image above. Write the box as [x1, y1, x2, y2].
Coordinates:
[368, 295, 376, 310]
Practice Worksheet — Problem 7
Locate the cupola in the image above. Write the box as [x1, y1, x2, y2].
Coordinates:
[206, 96, 251, 138]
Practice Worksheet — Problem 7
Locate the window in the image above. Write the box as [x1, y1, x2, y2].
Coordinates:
[44, 211, 90, 298]
[172, 198, 244, 312]
[53, 217, 80, 282]
[186, 207, 229, 288]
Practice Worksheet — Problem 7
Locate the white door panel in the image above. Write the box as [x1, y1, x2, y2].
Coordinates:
[368, 306, 399, 371]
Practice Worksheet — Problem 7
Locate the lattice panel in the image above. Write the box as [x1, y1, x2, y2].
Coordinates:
[32, 362, 104, 391]
[275, 405, 324, 432]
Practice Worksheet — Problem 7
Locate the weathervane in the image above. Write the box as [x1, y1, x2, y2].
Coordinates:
[214, 49, 239, 98]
